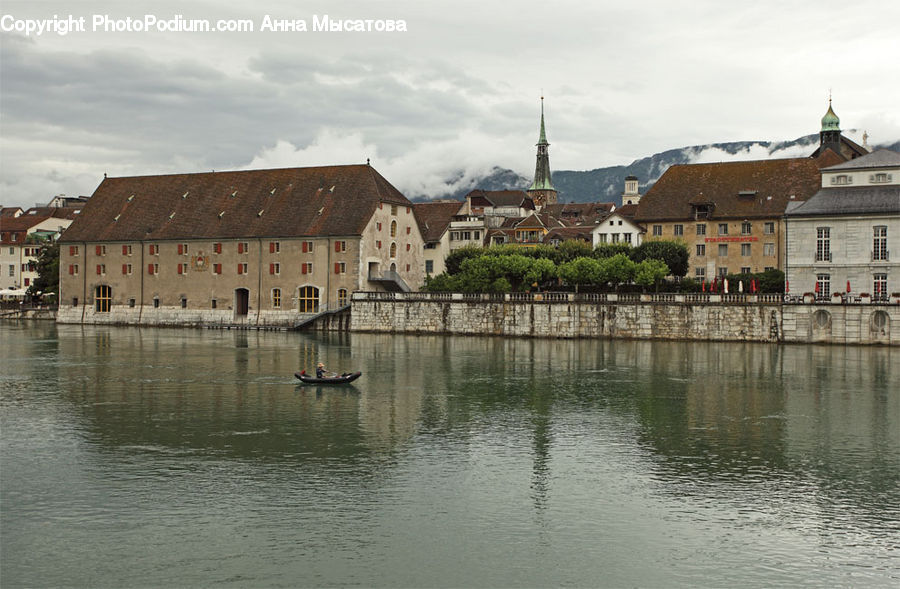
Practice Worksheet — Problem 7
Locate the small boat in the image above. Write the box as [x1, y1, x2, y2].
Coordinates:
[295, 370, 362, 384]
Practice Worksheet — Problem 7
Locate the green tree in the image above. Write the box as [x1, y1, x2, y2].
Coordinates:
[630, 241, 689, 277]
[556, 240, 593, 264]
[593, 243, 632, 259]
[26, 241, 59, 302]
[634, 259, 669, 292]
[558, 257, 602, 292]
[444, 245, 485, 275]
[599, 253, 636, 290]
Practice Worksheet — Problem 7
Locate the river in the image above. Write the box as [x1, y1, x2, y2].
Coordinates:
[1, 322, 898, 587]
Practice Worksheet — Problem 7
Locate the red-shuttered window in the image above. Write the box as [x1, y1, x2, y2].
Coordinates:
[147, 263, 158, 275]
[302, 240, 313, 253]
[334, 262, 346, 275]
[406, 244, 411, 251]
[269, 242, 280, 253]
[238, 242, 244, 254]
[96, 264, 106, 275]
[68, 264, 77, 275]
[96, 245, 102, 256]
[69, 245, 79, 256]
[178, 243, 184, 255]
[237, 263, 247, 275]
[213, 263, 222, 275]
[213, 242, 222, 254]
[269, 263, 280, 275]
[376, 241, 382, 249]
[301, 262, 313, 275]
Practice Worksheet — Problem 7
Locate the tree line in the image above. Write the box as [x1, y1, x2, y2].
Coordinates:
[425, 241, 784, 294]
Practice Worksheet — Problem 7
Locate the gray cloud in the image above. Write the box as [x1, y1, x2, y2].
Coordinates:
[2, 0, 899, 209]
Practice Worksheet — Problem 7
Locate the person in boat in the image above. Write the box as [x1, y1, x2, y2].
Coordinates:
[316, 362, 328, 378]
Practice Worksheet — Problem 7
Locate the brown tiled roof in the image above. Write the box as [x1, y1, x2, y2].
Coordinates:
[413, 201, 463, 242]
[634, 158, 822, 222]
[542, 202, 615, 225]
[60, 164, 412, 243]
[1, 207, 24, 218]
[615, 204, 638, 218]
[24, 207, 81, 220]
[543, 227, 593, 242]
[467, 189, 534, 209]
[1, 214, 55, 244]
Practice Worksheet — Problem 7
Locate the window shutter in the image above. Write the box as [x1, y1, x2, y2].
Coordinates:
[302, 264, 307, 275]
[122, 264, 128, 275]
[177, 244, 183, 255]
[335, 241, 341, 253]
[122, 245, 128, 255]
[148, 264, 154, 275]
[95, 245, 101, 255]
[269, 242, 275, 253]
[95, 264, 100, 275]
[238, 243, 244, 254]
[69, 265, 74, 275]
[302, 241, 308, 253]
[334, 262, 340, 274]
[69, 246, 75, 256]
[177, 264, 183, 275]
[237, 264, 243, 275]
[269, 263, 275, 275]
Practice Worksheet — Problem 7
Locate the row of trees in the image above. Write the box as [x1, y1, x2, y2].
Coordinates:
[426, 241, 688, 293]
[425, 241, 785, 294]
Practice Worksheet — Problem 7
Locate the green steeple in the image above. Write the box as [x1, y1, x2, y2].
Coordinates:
[528, 97, 556, 194]
[821, 98, 840, 132]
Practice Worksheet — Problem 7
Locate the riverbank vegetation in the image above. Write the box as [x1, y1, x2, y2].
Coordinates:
[424, 241, 784, 294]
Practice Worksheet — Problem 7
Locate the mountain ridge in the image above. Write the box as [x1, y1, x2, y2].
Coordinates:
[411, 134, 899, 206]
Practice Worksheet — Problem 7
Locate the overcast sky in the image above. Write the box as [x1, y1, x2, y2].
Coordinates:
[2, 0, 899, 209]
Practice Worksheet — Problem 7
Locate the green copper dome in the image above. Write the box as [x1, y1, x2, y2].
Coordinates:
[821, 100, 840, 132]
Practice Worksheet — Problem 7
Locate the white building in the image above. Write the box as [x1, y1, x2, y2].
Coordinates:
[591, 212, 645, 247]
[785, 149, 900, 300]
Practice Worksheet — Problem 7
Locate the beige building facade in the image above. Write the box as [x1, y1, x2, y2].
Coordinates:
[57, 164, 424, 326]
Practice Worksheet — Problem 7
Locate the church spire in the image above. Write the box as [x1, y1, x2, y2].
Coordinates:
[527, 97, 557, 209]
[820, 95, 841, 150]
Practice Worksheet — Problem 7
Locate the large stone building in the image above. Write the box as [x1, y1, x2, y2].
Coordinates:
[785, 149, 900, 300]
[634, 157, 824, 280]
[57, 164, 424, 326]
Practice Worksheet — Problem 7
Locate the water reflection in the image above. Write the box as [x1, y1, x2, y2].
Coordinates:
[3, 323, 898, 587]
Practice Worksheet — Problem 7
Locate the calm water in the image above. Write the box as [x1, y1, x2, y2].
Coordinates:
[1, 322, 898, 588]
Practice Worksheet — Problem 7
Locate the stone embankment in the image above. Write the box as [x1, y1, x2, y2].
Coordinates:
[351, 292, 899, 345]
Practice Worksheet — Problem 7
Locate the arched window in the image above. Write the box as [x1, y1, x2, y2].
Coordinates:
[390, 220, 397, 237]
[337, 288, 348, 307]
[95, 285, 112, 312]
[389, 242, 397, 259]
[298, 286, 319, 313]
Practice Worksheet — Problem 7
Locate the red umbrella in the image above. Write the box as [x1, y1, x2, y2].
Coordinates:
[846, 280, 851, 293]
